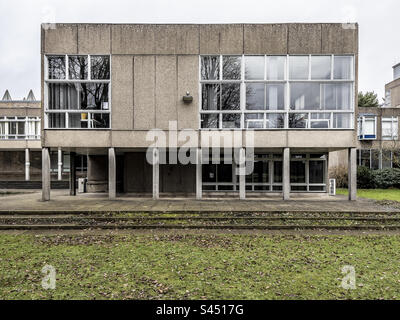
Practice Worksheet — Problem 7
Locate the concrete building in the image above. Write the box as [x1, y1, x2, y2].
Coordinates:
[330, 63, 400, 172]
[0, 90, 43, 187]
[40, 23, 359, 200]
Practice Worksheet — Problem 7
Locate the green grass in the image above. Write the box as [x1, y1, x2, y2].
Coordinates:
[337, 188, 400, 202]
[1, 233, 400, 300]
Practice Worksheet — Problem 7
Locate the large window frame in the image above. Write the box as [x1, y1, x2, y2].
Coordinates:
[382, 117, 398, 140]
[199, 54, 355, 130]
[358, 115, 377, 140]
[0, 116, 41, 140]
[44, 54, 111, 130]
[201, 153, 327, 193]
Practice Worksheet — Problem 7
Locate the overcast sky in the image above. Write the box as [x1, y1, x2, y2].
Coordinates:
[0, 0, 398, 101]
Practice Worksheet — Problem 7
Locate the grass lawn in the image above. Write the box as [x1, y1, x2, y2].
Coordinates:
[1, 233, 400, 300]
[337, 188, 400, 202]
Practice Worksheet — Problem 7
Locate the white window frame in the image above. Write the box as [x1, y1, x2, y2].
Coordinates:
[358, 115, 377, 140]
[0, 116, 41, 140]
[199, 54, 355, 130]
[44, 54, 112, 130]
[382, 116, 398, 140]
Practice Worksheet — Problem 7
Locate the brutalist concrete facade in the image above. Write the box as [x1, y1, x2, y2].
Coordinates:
[41, 23, 359, 200]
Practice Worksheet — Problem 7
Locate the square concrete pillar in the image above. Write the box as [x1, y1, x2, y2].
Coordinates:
[57, 147, 63, 181]
[283, 147, 290, 200]
[196, 148, 202, 200]
[70, 152, 76, 196]
[108, 148, 116, 199]
[239, 148, 246, 200]
[41, 148, 50, 201]
[152, 148, 159, 200]
[348, 147, 357, 201]
[25, 148, 30, 181]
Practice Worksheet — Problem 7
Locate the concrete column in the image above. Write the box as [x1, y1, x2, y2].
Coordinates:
[25, 148, 30, 181]
[41, 148, 50, 201]
[283, 147, 290, 200]
[108, 148, 116, 199]
[57, 147, 62, 181]
[239, 148, 246, 200]
[348, 147, 357, 201]
[196, 148, 202, 200]
[152, 148, 159, 199]
[70, 152, 76, 196]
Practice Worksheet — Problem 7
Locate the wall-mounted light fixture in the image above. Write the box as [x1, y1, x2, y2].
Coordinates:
[183, 91, 193, 104]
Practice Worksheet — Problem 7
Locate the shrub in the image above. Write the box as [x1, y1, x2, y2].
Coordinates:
[372, 168, 400, 189]
[357, 166, 374, 189]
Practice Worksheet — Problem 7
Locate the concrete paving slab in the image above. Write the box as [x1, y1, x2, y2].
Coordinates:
[0, 190, 398, 213]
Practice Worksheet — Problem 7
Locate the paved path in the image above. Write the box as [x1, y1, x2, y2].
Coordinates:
[0, 190, 397, 213]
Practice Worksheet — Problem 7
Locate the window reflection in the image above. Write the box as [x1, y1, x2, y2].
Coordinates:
[68, 56, 88, 80]
[91, 56, 110, 80]
[201, 56, 220, 80]
[48, 56, 66, 80]
[245, 56, 264, 80]
[223, 56, 241, 80]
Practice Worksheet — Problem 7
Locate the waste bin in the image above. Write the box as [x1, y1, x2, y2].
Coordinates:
[78, 178, 86, 193]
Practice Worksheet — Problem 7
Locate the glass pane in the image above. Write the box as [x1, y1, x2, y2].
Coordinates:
[333, 113, 352, 129]
[309, 186, 325, 191]
[266, 84, 285, 110]
[311, 56, 331, 80]
[289, 56, 309, 80]
[290, 161, 306, 183]
[48, 56, 66, 79]
[290, 83, 320, 110]
[68, 113, 88, 128]
[382, 150, 391, 168]
[202, 84, 220, 110]
[203, 164, 217, 182]
[267, 114, 285, 129]
[48, 113, 66, 128]
[201, 56, 220, 80]
[310, 113, 330, 129]
[273, 161, 283, 183]
[309, 161, 324, 183]
[246, 83, 265, 110]
[91, 56, 110, 80]
[245, 56, 264, 80]
[68, 56, 88, 80]
[221, 83, 240, 110]
[361, 150, 371, 168]
[223, 56, 241, 80]
[92, 113, 110, 129]
[48, 83, 79, 110]
[245, 114, 264, 129]
[322, 83, 352, 110]
[79, 83, 109, 110]
[252, 161, 269, 183]
[289, 113, 308, 128]
[218, 164, 233, 183]
[334, 56, 353, 80]
[267, 56, 285, 80]
[371, 150, 380, 170]
[201, 114, 219, 129]
[222, 114, 241, 129]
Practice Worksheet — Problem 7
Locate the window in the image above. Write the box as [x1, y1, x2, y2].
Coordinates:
[0, 117, 40, 140]
[45, 55, 111, 129]
[245, 56, 264, 80]
[289, 56, 309, 80]
[358, 116, 376, 140]
[382, 117, 398, 140]
[267, 56, 286, 80]
[200, 55, 355, 130]
[311, 56, 331, 80]
[334, 56, 353, 80]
